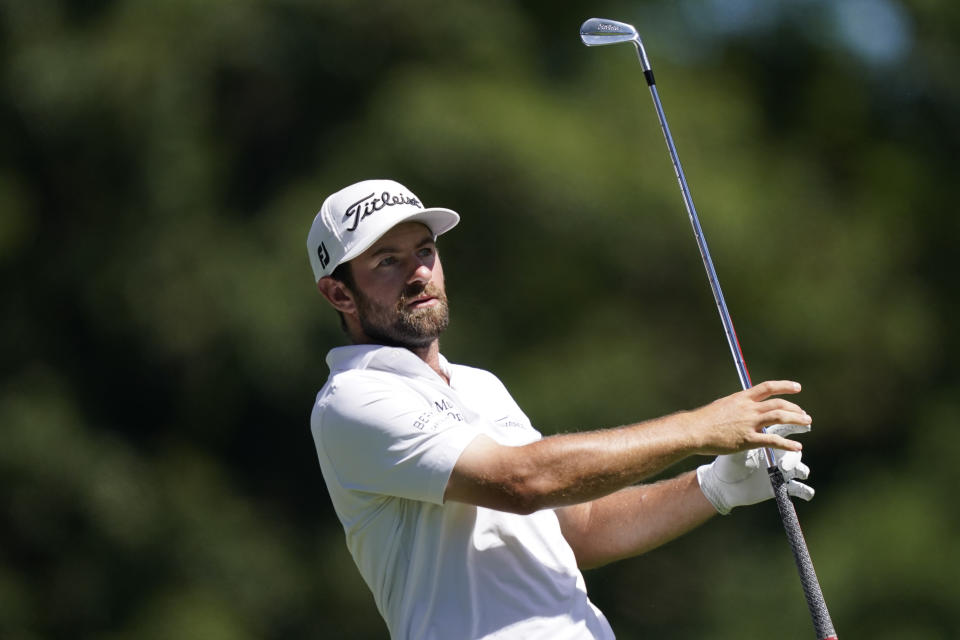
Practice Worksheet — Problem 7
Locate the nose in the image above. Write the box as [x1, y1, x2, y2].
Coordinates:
[407, 257, 432, 285]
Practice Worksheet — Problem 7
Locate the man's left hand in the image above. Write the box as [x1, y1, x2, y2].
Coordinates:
[696, 423, 814, 515]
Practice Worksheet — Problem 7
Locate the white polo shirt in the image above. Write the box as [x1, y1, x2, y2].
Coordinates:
[311, 345, 614, 640]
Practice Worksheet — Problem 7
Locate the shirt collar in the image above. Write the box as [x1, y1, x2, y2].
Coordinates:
[326, 345, 451, 383]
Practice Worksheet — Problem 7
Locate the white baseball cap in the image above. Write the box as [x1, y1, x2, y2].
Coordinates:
[307, 179, 460, 282]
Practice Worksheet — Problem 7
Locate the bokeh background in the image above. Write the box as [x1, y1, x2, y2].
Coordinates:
[2, 0, 958, 638]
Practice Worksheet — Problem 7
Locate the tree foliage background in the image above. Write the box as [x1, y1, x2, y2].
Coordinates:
[2, 0, 958, 638]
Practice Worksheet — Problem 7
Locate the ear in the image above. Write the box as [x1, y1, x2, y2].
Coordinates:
[316, 277, 357, 315]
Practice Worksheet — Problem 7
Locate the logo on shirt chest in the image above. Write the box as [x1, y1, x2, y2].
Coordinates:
[411, 398, 465, 431]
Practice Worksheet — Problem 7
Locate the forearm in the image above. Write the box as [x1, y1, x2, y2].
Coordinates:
[454, 411, 703, 514]
[445, 380, 809, 515]
[520, 414, 701, 505]
[558, 471, 717, 569]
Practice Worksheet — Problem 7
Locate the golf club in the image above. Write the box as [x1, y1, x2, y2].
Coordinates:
[580, 17, 838, 640]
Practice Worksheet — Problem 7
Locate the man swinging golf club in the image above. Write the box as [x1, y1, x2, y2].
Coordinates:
[307, 179, 815, 640]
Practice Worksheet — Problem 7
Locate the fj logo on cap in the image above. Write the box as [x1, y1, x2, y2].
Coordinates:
[317, 242, 330, 269]
[343, 191, 423, 232]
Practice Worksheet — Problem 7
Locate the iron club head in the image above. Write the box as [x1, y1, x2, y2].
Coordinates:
[579, 18, 639, 46]
[579, 17, 652, 72]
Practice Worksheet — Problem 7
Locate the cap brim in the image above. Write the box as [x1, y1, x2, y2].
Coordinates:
[339, 207, 460, 265]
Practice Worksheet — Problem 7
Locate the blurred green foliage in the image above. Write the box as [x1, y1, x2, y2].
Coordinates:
[2, 0, 958, 638]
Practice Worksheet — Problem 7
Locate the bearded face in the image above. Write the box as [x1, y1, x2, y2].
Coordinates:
[353, 280, 450, 349]
[325, 222, 451, 350]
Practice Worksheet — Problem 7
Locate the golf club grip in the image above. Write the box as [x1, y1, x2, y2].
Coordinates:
[768, 468, 838, 640]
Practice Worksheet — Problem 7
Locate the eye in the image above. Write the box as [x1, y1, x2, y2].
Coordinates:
[417, 246, 435, 258]
[376, 256, 399, 268]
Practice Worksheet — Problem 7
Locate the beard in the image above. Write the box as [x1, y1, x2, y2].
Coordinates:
[354, 281, 450, 350]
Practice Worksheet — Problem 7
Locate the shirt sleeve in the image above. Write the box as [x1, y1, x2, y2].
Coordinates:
[312, 372, 479, 505]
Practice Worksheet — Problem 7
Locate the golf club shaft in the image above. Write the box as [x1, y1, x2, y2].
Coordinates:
[647, 83, 758, 413]
[637, 46, 838, 640]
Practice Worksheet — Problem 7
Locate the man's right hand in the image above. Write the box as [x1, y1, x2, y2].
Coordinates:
[687, 380, 811, 455]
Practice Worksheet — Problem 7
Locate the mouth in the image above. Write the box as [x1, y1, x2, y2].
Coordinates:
[406, 296, 438, 309]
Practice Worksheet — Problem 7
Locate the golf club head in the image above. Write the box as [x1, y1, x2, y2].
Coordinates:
[579, 18, 639, 46]
[580, 17, 652, 74]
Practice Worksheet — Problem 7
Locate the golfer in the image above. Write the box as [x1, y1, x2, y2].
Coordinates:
[307, 179, 815, 639]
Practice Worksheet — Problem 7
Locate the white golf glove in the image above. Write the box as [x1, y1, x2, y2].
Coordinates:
[696, 423, 815, 515]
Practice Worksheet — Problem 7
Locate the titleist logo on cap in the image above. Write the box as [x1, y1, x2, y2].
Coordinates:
[343, 191, 423, 232]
